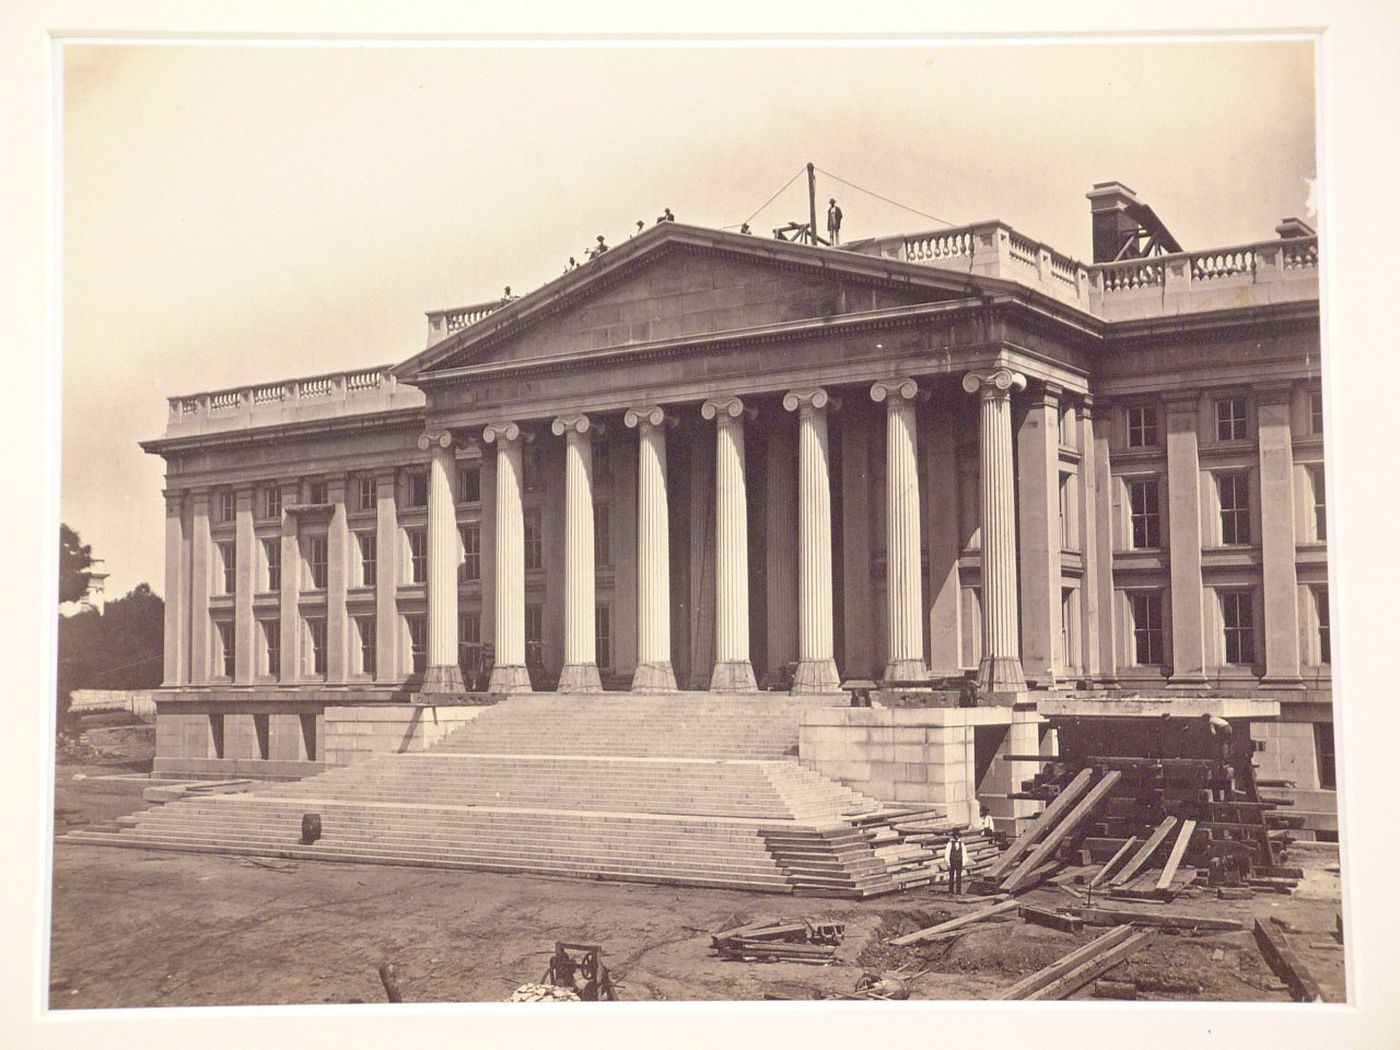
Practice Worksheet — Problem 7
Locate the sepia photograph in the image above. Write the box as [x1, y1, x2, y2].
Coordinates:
[9, 4, 1400, 1047]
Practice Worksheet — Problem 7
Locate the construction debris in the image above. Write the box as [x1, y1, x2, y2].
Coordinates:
[998, 925, 1155, 1000]
[711, 917, 845, 964]
[508, 983, 581, 1002]
[543, 942, 617, 1000]
[377, 962, 403, 1003]
[1076, 906, 1244, 932]
[887, 899, 1020, 946]
[1252, 917, 1324, 1002]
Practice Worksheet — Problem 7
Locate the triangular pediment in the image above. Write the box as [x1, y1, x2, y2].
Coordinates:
[394, 225, 992, 381]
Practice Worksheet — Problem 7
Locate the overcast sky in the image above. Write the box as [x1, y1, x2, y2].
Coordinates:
[61, 39, 1316, 599]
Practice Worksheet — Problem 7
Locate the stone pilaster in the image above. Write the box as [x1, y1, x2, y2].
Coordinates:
[233, 488, 256, 683]
[924, 400, 963, 677]
[783, 387, 842, 692]
[1077, 396, 1103, 681]
[189, 489, 211, 686]
[701, 396, 757, 692]
[870, 378, 928, 682]
[419, 430, 466, 697]
[1090, 405, 1119, 685]
[277, 480, 302, 684]
[1165, 394, 1207, 686]
[484, 421, 532, 693]
[962, 368, 1028, 695]
[325, 474, 350, 684]
[624, 406, 677, 691]
[162, 490, 188, 686]
[1258, 384, 1304, 688]
[764, 420, 798, 679]
[552, 413, 603, 693]
[373, 467, 400, 684]
[1016, 381, 1061, 687]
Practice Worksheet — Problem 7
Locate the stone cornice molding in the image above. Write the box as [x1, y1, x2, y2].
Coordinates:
[623, 405, 675, 430]
[701, 396, 755, 425]
[961, 368, 1028, 399]
[782, 387, 841, 414]
[1254, 380, 1298, 405]
[870, 378, 921, 406]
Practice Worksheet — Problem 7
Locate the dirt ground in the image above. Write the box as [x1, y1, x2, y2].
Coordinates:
[48, 719, 1348, 1008]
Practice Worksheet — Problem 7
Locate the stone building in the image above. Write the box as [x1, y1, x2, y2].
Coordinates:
[141, 182, 1332, 836]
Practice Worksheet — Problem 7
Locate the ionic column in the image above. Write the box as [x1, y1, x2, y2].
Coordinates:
[373, 467, 400, 684]
[701, 396, 757, 692]
[483, 421, 532, 693]
[783, 388, 841, 692]
[419, 430, 466, 697]
[552, 414, 603, 693]
[162, 490, 188, 686]
[870, 379, 928, 682]
[624, 406, 677, 691]
[962, 368, 1028, 694]
[189, 489, 211, 686]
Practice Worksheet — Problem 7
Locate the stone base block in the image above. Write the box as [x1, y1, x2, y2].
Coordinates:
[710, 660, 758, 693]
[976, 655, 1026, 694]
[792, 658, 842, 693]
[488, 664, 534, 694]
[556, 663, 603, 693]
[882, 658, 929, 682]
[631, 661, 678, 692]
[421, 664, 467, 696]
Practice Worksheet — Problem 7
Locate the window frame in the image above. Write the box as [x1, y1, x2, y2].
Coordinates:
[357, 475, 377, 513]
[263, 537, 281, 593]
[457, 463, 481, 505]
[307, 617, 327, 676]
[1221, 590, 1255, 666]
[1129, 590, 1164, 666]
[262, 619, 280, 677]
[459, 523, 481, 582]
[218, 541, 237, 595]
[307, 535, 329, 590]
[1218, 472, 1251, 546]
[1126, 405, 1159, 448]
[406, 614, 427, 674]
[524, 508, 543, 571]
[1215, 397, 1248, 442]
[357, 616, 377, 676]
[358, 531, 377, 588]
[408, 528, 428, 584]
[1128, 477, 1161, 550]
[262, 485, 283, 521]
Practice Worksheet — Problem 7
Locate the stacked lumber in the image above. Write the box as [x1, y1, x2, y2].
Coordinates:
[997, 925, 1154, 1000]
[711, 916, 845, 965]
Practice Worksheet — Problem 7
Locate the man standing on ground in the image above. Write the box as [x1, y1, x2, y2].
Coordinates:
[826, 197, 843, 245]
[944, 827, 968, 895]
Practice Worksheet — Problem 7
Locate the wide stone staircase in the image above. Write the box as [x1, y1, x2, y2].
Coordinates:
[60, 694, 938, 895]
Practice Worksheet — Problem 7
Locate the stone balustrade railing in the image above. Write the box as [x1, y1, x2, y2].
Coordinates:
[165, 366, 425, 436]
[425, 299, 504, 347]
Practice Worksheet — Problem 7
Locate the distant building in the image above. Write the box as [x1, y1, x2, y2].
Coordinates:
[141, 181, 1331, 834]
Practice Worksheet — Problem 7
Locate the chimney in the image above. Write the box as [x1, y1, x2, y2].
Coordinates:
[1275, 217, 1315, 239]
[1086, 181, 1143, 263]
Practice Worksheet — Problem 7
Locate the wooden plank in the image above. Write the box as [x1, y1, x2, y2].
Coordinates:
[1155, 819, 1197, 891]
[1088, 835, 1138, 889]
[887, 898, 1022, 947]
[984, 768, 1095, 879]
[1027, 931, 1155, 1001]
[1019, 906, 1084, 934]
[1253, 918, 1323, 1002]
[996, 926, 1135, 1000]
[1111, 817, 1178, 887]
[1077, 907, 1244, 932]
[1002, 771, 1122, 892]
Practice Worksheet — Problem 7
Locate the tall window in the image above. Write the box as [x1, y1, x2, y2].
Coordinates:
[1127, 406, 1158, 448]
[1058, 474, 1074, 550]
[307, 535, 328, 589]
[216, 622, 235, 678]
[263, 486, 282, 520]
[406, 471, 428, 508]
[457, 463, 481, 504]
[307, 479, 328, 505]
[219, 490, 237, 523]
[524, 509, 543, 570]
[1315, 722, 1336, 790]
[407, 614, 427, 674]
[459, 611, 481, 676]
[593, 442, 611, 488]
[1216, 397, 1248, 441]
[525, 603, 544, 666]
[1315, 586, 1330, 665]
[307, 618, 327, 675]
[219, 541, 237, 594]
[358, 532, 377, 587]
[460, 524, 481, 582]
[408, 529, 428, 584]
[596, 604, 612, 670]
[1218, 473, 1251, 545]
[264, 538, 281, 592]
[595, 504, 611, 567]
[1312, 466, 1327, 542]
[522, 445, 541, 492]
[1129, 478, 1161, 549]
[1311, 391, 1325, 436]
[1060, 589, 1076, 670]
[1221, 591, 1255, 665]
[358, 475, 377, 512]
[262, 620, 280, 677]
[357, 617, 377, 676]
[1130, 591, 1164, 666]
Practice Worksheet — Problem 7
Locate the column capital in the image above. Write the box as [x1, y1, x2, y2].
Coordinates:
[162, 488, 186, 508]
[623, 405, 675, 430]
[373, 465, 398, 484]
[701, 395, 753, 423]
[551, 413, 594, 437]
[482, 420, 525, 446]
[961, 369, 1027, 398]
[782, 387, 840, 414]
[188, 487, 212, 507]
[417, 430, 455, 452]
[1255, 380, 1298, 406]
[870, 377, 920, 405]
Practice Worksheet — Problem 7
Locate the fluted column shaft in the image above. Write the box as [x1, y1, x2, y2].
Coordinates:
[702, 396, 757, 692]
[484, 422, 532, 693]
[784, 388, 841, 692]
[963, 368, 1028, 694]
[871, 379, 928, 681]
[420, 431, 466, 696]
[553, 414, 602, 692]
[625, 406, 677, 691]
